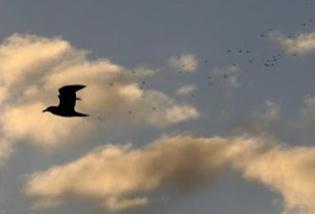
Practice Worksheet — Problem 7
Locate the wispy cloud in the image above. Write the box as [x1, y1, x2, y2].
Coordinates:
[269, 31, 315, 55]
[175, 84, 197, 96]
[168, 54, 198, 72]
[212, 65, 240, 88]
[234, 100, 282, 135]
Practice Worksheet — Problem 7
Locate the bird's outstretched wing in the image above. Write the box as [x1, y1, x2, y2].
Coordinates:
[58, 85, 86, 111]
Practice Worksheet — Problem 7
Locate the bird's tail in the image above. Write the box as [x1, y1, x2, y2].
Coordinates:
[75, 111, 89, 117]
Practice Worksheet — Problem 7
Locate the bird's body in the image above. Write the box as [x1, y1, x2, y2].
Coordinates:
[43, 85, 89, 117]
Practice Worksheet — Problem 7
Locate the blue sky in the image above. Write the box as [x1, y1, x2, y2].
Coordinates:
[0, 0, 315, 213]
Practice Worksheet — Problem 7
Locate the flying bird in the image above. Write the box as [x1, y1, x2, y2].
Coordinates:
[43, 85, 89, 117]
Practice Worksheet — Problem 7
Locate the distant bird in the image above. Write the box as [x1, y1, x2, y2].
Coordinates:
[43, 85, 89, 117]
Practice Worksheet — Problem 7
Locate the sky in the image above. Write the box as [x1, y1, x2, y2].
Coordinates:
[1, 0, 315, 213]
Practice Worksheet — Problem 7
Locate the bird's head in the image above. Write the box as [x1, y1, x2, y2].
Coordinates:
[43, 106, 54, 113]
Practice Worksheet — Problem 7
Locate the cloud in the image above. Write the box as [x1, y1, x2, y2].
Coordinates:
[175, 85, 196, 96]
[234, 143, 315, 214]
[234, 100, 282, 135]
[212, 65, 240, 88]
[25, 133, 315, 214]
[25, 135, 258, 211]
[168, 54, 198, 72]
[269, 31, 315, 55]
[0, 34, 199, 148]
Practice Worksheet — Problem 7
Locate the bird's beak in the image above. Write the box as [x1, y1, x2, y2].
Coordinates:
[43, 109, 47, 113]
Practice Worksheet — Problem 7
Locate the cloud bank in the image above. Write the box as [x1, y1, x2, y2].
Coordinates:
[25, 134, 315, 214]
[25, 135, 258, 211]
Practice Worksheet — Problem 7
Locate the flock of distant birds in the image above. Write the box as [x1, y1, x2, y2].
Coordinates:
[202, 17, 315, 87]
[44, 17, 314, 119]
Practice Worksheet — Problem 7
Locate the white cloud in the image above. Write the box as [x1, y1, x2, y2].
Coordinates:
[269, 31, 315, 55]
[169, 54, 198, 72]
[176, 85, 196, 96]
[0, 34, 199, 148]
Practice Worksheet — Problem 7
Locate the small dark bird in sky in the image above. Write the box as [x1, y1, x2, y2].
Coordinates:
[227, 49, 231, 53]
[260, 34, 265, 38]
[43, 85, 89, 117]
[223, 74, 228, 79]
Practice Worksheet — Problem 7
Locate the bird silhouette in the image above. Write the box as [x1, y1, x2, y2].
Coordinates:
[43, 85, 89, 117]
